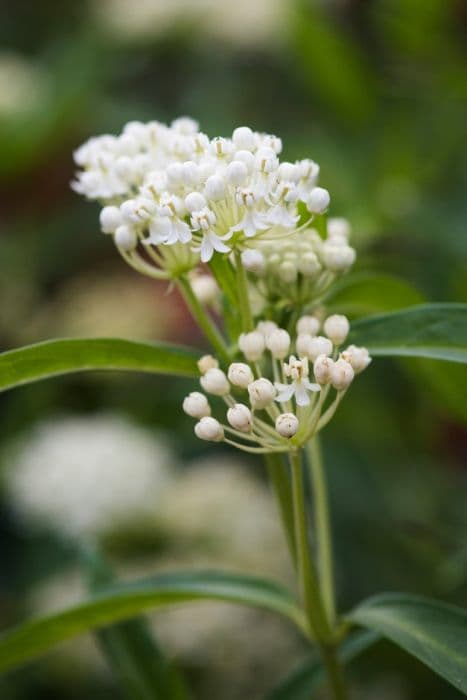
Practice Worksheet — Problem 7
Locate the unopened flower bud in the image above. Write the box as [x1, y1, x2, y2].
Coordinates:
[278, 261, 297, 283]
[114, 225, 137, 251]
[275, 413, 299, 438]
[323, 315, 350, 345]
[198, 355, 219, 374]
[241, 249, 265, 274]
[248, 378, 276, 409]
[330, 358, 354, 391]
[204, 175, 226, 201]
[322, 244, 356, 272]
[306, 187, 330, 214]
[313, 355, 334, 385]
[194, 416, 224, 442]
[227, 403, 253, 432]
[200, 368, 230, 396]
[232, 126, 256, 150]
[266, 329, 291, 359]
[182, 161, 200, 186]
[256, 320, 278, 339]
[226, 160, 248, 186]
[341, 345, 372, 373]
[239, 331, 265, 361]
[185, 192, 207, 213]
[328, 217, 351, 241]
[100, 206, 122, 233]
[298, 252, 321, 277]
[183, 392, 211, 418]
[234, 150, 255, 171]
[228, 362, 254, 388]
[298, 335, 333, 362]
[191, 275, 219, 304]
[297, 315, 320, 336]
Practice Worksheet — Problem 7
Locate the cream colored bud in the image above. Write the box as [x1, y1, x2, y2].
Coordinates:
[306, 187, 330, 214]
[241, 249, 265, 274]
[200, 368, 230, 396]
[239, 331, 265, 361]
[330, 358, 354, 391]
[322, 244, 356, 272]
[278, 261, 298, 283]
[248, 378, 276, 409]
[323, 314, 350, 345]
[100, 206, 122, 233]
[197, 355, 219, 374]
[341, 345, 372, 373]
[256, 320, 278, 339]
[185, 192, 206, 213]
[296, 315, 320, 336]
[194, 417, 224, 442]
[298, 252, 321, 277]
[232, 126, 256, 150]
[298, 335, 333, 362]
[328, 217, 351, 241]
[227, 404, 253, 432]
[191, 275, 219, 304]
[275, 413, 299, 438]
[204, 174, 226, 201]
[266, 329, 291, 359]
[313, 355, 334, 385]
[183, 392, 211, 418]
[114, 225, 137, 251]
[227, 362, 254, 388]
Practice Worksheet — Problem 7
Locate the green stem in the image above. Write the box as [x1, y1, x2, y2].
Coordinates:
[308, 437, 336, 626]
[178, 277, 230, 365]
[264, 454, 297, 566]
[320, 643, 349, 700]
[289, 451, 330, 640]
[234, 249, 254, 332]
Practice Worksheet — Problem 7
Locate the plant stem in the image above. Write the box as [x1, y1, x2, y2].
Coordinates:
[234, 249, 254, 332]
[308, 436, 336, 626]
[177, 276, 231, 365]
[320, 643, 349, 700]
[289, 451, 329, 640]
[264, 454, 297, 566]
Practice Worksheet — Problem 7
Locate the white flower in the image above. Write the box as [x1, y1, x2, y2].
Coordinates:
[241, 249, 265, 274]
[306, 186, 330, 214]
[190, 274, 219, 304]
[340, 345, 372, 373]
[266, 328, 291, 359]
[197, 354, 219, 374]
[200, 368, 230, 396]
[228, 362, 254, 388]
[275, 356, 320, 407]
[194, 416, 224, 442]
[239, 330, 265, 361]
[183, 392, 211, 418]
[296, 335, 333, 362]
[4, 415, 174, 538]
[248, 378, 276, 409]
[275, 413, 299, 438]
[296, 315, 320, 336]
[323, 314, 350, 345]
[313, 355, 334, 385]
[227, 404, 253, 432]
[330, 358, 354, 391]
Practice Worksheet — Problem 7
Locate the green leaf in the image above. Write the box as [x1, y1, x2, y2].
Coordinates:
[0, 571, 306, 674]
[267, 630, 379, 699]
[348, 593, 467, 694]
[349, 304, 467, 363]
[325, 272, 424, 317]
[0, 338, 200, 393]
[83, 548, 189, 700]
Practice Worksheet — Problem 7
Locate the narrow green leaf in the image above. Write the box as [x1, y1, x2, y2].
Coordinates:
[349, 304, 467, 363]
[0, 571, 306, 674]
[267, 630, 379, 699]
[0, 338, 200, 393]
[325, 272, 424, 317]
[348, 593, 467, 694]
[84, 548, 189, 700]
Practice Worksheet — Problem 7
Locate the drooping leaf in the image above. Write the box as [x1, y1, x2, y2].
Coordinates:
[349, 304, 467, 363]
[0, 338, 200, 393]
[268, 630, 379, 699]
[348, 593, 467, 694]
[325, 272, 424, 317]
[83, 548, 189, 700]
[0, 570, 306, 674]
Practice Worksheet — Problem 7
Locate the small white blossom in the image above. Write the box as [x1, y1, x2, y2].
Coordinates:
[275, 413, 299, 438]
[194, 417, 224, 442]
[296, 335, 333, 361]
[228, 363, 254, 388]
[183, 392, 211, 418]
[341, 345, 372, 373]
[322, 243, 356, 272]
[266, 329, 291, 359]
[241, 249, 265, 274]
[190, 274, 219, 304]
[198, 355, 219, 374]
[275, 356, 320, 407]
[239, 331, 265, 361]
[323, 314, 350, 345]
[200, 368, 230, 396]
[313, 355, 334, 385]
[248, 378, 276, 410]
[296, 315, 320, 336]
[227, 404, 253, 432]
[330, 358, 354, 391]
[306, 187, 330, 214]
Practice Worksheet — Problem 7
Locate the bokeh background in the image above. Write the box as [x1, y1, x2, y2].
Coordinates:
[0, 1, 466, 698]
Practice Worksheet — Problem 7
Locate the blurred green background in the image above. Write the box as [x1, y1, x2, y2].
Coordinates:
[0, 1, 466, 698]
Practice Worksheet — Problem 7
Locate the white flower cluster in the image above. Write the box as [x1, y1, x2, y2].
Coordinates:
[183, 315, 371, 453]
[73, 117, 331, 272]
[4, 415, 174, 539]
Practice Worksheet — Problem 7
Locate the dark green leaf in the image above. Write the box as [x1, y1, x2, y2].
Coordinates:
[268, 630, 379, 699]
[349, 304, 467, 363]
[0, 338, 200, 393]
[84, 548, 189, 700]
[325, 272, 424, 317]
[348, 593, 467, 694]
[0, 570, 306, 674]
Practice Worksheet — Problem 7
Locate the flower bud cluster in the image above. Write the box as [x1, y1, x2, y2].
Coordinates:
[243, 219, 356, 310]
[183, 317, 371, 453]
[73, 118, 339, 280]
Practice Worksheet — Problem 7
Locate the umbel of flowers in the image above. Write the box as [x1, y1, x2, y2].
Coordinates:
[183, 315, 370, 453]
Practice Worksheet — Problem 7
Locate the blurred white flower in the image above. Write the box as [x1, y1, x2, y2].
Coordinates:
[4, 415, 175, 539]
[0, 52, 49, 117]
